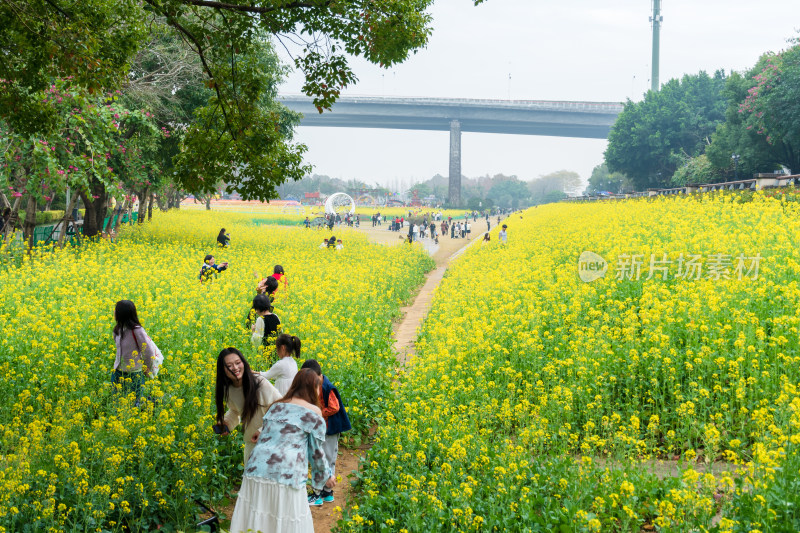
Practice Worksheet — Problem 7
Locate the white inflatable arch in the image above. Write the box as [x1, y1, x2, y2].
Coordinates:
[324, 192, 356, 215]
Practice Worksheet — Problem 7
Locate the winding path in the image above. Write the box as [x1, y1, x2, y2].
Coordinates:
[311, 223, 490, 532]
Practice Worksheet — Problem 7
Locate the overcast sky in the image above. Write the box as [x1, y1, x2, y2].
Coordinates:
[276, 1, 799, 191]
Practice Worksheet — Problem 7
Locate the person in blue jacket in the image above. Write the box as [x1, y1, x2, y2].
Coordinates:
[300, 359, 351, 506]
[199, 254, 228, 282]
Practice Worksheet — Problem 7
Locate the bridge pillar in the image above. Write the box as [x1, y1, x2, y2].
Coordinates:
[449, 119, 461, 206]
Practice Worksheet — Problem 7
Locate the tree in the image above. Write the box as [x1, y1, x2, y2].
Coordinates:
[670, 154, 716, 186]
[2, 0, 486, 200]
[0, 0, 146, 134]
[705, 41, 800, 179]
[605, 71, 728, 189]
[1, 81, 161, 240]
[585, 163, 630, 194]
[733, 41, 800, 173]
[487, 178, 529, 209]
[528, 170, 581, 204]
[408, 183, 432, 198]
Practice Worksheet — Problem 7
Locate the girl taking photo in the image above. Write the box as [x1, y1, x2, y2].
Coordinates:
[214, 347, 281, 464]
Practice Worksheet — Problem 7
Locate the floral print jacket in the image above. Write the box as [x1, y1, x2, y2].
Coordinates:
[244, 402, 330, 491]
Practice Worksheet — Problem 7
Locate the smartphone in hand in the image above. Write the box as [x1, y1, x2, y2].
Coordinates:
[213, 424, 229, 435]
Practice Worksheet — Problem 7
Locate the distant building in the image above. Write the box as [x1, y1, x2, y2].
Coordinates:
[303, 192, 322, 205]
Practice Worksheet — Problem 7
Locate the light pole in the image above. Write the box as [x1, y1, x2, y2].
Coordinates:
[732, 153, 740, 180]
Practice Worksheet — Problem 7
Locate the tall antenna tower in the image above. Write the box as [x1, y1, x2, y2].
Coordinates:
[650, 0, 663, 92]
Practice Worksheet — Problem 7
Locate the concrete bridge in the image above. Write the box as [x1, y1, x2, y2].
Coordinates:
[280, 95, 623, 205]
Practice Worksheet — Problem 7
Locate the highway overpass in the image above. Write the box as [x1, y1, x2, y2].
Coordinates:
[280, 95, 624, 204]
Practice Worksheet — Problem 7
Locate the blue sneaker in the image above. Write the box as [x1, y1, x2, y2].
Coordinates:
[308, 491, 323, 506]
[321, 489, 334, 503]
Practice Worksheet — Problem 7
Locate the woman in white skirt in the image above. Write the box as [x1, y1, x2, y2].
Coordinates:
[230, 369, 335, 533]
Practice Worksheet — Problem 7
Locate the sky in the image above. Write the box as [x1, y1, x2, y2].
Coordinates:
[276, 0, 799, 192]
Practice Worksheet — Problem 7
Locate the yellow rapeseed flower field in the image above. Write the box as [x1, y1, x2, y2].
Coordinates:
[0, 210, 433, 531]
[345, 192, 800, 532]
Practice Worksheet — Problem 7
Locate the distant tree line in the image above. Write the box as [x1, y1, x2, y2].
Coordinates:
[282, 171, 584, 209]
[594, 35, 800, 193]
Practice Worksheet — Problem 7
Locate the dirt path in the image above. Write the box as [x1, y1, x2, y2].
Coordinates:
[311, 223, 490, 532]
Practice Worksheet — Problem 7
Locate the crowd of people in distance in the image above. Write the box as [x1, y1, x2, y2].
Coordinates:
[110, 228, 352, 532]
[382, 208, 512, 246]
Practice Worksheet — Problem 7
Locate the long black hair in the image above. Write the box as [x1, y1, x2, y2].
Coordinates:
[114, 300, 142, 336]
[215, 347, 261, 428]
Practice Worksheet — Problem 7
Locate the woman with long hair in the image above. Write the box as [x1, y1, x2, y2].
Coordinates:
[214, 347, 281, 464]
[112, 300, 155, 401]
[217, 228, 230, 247]
[229, 369, 334, 533]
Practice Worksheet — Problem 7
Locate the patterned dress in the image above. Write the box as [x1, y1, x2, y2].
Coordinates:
[229, 402, 330, 533]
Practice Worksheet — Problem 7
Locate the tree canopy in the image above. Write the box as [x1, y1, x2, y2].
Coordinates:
[585, 163, 630, 194]
[605, 71, 728, 189]
[2, 0, 485, 201]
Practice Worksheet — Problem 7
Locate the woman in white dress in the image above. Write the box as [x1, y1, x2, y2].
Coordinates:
[229, 369, 335, 533]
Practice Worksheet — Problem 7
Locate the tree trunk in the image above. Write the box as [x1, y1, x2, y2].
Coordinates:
[56, 193, 80, 248]
[2, 196, 22, 240]
[155, 194, 166, 211]
[147, 192, 154, 221]
[23, 195, 37, 249]
[1, 193, 10, 209]
[80, 186, 108, 238]
[112, 197, 130, 235]
[137, 187, 149, 224]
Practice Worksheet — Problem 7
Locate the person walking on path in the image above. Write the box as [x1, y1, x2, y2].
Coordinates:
[228, 369, 334, 533]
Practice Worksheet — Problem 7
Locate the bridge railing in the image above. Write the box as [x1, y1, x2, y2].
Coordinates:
[280, 94, 624, 113]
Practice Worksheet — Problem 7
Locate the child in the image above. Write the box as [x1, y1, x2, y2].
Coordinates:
[301, 359, 351, 506]
[271, 265, 288, 292]
[248, 295, 281, 348]
[254, 274, 279, 301]
[265, 333, 300, 395]
[200, 254, 228, 282]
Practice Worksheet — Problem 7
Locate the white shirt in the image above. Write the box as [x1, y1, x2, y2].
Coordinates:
[265, 357, 298, 396]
